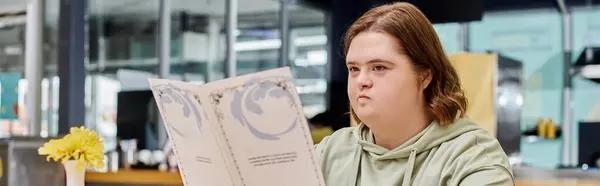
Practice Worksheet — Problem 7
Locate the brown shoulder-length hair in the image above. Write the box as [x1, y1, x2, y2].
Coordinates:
[345, 2, 467, 126]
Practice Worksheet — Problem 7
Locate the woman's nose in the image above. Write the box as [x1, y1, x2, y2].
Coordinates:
[357, 72, 373, 89]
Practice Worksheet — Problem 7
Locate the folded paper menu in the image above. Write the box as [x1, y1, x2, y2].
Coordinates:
[148, 67, 325, 186]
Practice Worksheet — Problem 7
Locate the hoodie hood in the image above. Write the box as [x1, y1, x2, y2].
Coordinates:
[315, 115, 513, 186]
[353, 115, 482, 161]
[348, 116, 483, 186]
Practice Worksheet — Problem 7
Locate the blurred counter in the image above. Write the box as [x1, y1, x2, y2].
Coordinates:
[86, 169, 182, 186]
[517, 180, 600, 186]
[84, 166, 600, 186]
[0, 137, 65, 186]
[514, 166, 600, 186]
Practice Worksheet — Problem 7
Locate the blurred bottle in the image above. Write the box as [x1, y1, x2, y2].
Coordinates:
[119, 139, 138, 170]
[107, 151, 119, 173]
[537, 118, 546, 138]
[168, 154, 178, 173]
[546, 119, 556, 139]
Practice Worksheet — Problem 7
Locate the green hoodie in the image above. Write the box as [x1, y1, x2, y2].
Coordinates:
[315, 116, 514, 186]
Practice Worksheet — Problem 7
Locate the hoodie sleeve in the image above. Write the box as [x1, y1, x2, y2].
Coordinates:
[458, 165, 514, 186]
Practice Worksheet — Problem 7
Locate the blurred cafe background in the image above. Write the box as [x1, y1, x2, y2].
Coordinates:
[0, 0, 598, 185]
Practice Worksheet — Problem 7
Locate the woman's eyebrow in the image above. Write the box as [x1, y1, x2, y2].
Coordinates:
[346, 59, 394, 65]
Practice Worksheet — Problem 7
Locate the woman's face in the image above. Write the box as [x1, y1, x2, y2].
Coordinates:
[346, 32, 428, 124]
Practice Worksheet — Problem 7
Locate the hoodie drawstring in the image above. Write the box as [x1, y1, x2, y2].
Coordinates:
[351, 145, 363, 186]
[402, 148, 418, 186]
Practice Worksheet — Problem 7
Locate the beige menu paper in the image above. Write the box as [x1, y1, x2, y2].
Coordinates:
[148, 67, 325, 186]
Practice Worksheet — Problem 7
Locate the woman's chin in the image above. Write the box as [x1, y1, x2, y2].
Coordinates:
[355, 109, 377, 121]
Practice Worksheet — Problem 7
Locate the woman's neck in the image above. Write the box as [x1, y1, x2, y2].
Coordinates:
[368, 111, 431, 150]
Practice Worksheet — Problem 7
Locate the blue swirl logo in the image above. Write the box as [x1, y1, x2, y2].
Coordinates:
[230, 77, 299, 140]
[152, 83, 203, 138]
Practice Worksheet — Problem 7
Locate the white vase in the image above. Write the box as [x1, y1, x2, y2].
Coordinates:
[63, 160, 85, 186]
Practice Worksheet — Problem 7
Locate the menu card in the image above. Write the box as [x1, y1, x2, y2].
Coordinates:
[148, 67, 325, 186]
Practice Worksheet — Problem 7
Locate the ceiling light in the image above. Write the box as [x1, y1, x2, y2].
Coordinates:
[234, 35, 327, 52]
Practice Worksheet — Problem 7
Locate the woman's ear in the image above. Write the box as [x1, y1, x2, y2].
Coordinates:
[420, 69, 432, 90]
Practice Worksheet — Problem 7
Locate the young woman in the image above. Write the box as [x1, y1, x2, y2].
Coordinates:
[315, 2, 514, 186]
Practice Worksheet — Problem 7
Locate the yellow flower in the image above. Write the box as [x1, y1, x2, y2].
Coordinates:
[38, 126, 105, 171]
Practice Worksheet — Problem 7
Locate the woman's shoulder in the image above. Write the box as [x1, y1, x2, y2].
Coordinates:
[441, 128, 512, 172]
[441, 117, 509, 162]
[316, 126, 356, 145]
[314, 126, 358, 157]
[437, 129, 514, 184]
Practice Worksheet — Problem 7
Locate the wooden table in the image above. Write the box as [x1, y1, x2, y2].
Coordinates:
[86, 169, 182, 186]
[516, 179, 600, 186]
[86, 169, 600, 186]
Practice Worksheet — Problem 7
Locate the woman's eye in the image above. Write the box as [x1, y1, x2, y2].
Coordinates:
[373, 65, 386, 71]
[348, 67, 359, 72]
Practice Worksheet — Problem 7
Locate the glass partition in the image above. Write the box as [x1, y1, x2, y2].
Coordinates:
[235, 0, 281, 75]
[87, 0, 162, 151]
[289, 25, 328, 118]
[233, 1, 328, 117]
[85, 0, 230, 151]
